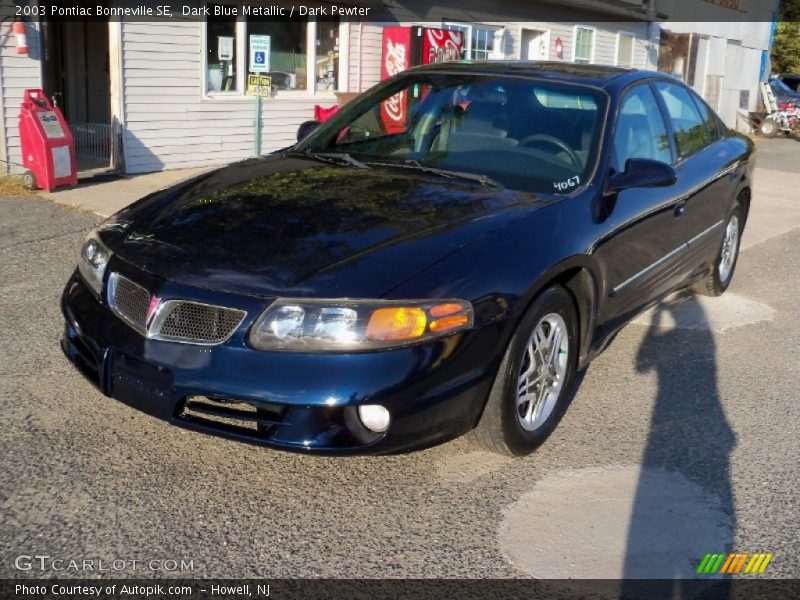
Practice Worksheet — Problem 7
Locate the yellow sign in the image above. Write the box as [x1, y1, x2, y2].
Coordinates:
[247, 74, 272, 97]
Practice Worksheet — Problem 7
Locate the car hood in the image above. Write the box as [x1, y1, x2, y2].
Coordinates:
[106, 155, 543, 298]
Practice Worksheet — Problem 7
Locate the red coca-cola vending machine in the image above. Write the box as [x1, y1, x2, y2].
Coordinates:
[380, 26, 464, 133]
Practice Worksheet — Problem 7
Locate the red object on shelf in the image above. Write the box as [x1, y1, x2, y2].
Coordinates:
[314, 105, 339, 122]
[19, 89, 77, 192]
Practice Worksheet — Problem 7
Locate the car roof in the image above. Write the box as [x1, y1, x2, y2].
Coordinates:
[407, 60, 663, 89]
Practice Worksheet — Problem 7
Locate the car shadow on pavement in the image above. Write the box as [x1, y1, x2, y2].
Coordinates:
[621, 299, 737, 599]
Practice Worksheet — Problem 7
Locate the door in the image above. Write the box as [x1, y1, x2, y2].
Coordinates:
[41, 15, 113, 171]
[594, 82, 685, 331]
[521, 29, 548, 61]
[653, 81, 739, 273]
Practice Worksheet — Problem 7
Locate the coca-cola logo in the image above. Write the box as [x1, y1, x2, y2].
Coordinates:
[384, 39, 407, 77]
[383, 90, 406, 122]
[383, 38, 408, 123]
[426, 30, 463, 63]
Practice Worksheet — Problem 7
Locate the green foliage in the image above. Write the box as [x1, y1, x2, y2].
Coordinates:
[779, 0, 800, 22]
[771, 0, 800, 74]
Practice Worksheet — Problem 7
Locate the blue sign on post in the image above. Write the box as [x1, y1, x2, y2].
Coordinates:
[249, 35, 271, 73]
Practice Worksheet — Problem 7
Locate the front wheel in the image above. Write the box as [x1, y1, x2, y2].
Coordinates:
[692, 206, 743, 297]
[468, 286, 579, 456]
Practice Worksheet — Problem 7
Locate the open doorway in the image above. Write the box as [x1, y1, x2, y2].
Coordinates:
[41, 12, 113, 174]
[521, 29, 549, 61]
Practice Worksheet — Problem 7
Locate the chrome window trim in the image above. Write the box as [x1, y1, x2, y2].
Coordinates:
[611, 220, 724, 296]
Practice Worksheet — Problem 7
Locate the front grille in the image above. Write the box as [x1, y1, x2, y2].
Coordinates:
[155, 301, 245, 344]
[107, 272, 245, 344]
[109, 273, 150, 334]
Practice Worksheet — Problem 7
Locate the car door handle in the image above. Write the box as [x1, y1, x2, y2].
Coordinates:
[674, 200, 687, 218]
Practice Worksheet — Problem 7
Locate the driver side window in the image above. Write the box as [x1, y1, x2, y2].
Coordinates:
[612, 85, 672, 172]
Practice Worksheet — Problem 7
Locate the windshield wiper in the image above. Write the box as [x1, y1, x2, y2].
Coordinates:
[369, 159, 503, 189]
[287, 150, 369, 169]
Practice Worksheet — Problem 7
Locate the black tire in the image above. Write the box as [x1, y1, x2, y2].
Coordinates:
[692, 204, 744, 297]
[759, 118, 778, 138]
[468, 285, 579, 456]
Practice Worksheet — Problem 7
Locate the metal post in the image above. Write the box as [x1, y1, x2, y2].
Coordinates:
[254, 95, 262, 156]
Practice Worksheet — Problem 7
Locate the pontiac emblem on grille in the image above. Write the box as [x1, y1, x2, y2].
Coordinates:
[146, 296, 161, 326]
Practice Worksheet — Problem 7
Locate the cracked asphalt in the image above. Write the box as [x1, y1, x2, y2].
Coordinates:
[1, 148, 798, 581]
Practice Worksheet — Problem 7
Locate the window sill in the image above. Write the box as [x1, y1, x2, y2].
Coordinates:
[202, 91, 340, 102]
[203, 92, 250, 102]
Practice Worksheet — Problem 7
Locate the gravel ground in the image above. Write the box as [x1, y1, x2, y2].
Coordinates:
[1, 190, 797, 581]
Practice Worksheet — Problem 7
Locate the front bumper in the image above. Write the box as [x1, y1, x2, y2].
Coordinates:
[60, 267, 503, 454]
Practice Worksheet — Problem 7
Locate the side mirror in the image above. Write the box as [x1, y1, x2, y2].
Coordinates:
[607, 158, 677, 193]
[297, 120, 321, 142]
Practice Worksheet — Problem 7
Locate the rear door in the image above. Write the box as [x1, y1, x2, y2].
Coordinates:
[594, 82, 685, 330]
[653, 81, 739, 275]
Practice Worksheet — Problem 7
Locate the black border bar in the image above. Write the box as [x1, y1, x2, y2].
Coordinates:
[6, 0, 789, 23]
[3, 579, 800, 600]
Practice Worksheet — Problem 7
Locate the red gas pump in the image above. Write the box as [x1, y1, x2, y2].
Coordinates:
[18, 89, 77, 191]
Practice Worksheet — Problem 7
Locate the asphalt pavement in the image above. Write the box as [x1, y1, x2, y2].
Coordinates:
[1, 140, 798, 583]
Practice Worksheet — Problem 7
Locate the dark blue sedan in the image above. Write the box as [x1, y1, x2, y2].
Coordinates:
[61, 62, 753, 455]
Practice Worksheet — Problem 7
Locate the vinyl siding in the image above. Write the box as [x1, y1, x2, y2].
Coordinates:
[120, 20, 331, 174]
[0, 7, 42, 175]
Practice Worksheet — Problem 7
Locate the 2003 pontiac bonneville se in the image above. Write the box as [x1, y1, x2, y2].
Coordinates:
[61, 62, 753, 455]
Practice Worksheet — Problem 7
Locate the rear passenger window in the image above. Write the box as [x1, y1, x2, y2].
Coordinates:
[612, 85, 672, 172]
[654, 81, 713, 159]
[689, 90, 721, 143]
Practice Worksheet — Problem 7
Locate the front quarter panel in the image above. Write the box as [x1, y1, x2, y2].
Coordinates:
[386, 187, 605, 367]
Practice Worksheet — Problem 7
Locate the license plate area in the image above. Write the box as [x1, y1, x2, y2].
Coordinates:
[110, 352, 174, 416]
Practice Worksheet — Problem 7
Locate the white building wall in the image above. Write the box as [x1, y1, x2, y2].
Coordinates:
[0, 7, 42, 175]
[660, 19, 775, 129]
[120, 20, 330, 174]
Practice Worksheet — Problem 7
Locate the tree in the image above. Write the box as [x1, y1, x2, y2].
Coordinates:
[771, 0, 800, 74]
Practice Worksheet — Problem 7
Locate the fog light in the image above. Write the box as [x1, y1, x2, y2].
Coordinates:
[357, 404, 390, 433]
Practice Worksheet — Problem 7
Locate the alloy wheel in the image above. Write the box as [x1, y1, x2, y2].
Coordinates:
[516, 312, 569, 431]
[718, 215, 740, 283]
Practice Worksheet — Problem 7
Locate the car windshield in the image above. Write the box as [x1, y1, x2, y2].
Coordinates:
[300, 73, 607, 193]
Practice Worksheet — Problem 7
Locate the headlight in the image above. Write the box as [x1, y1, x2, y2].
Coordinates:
[77, 232, 112, 296]
[249, 299, 473, 351]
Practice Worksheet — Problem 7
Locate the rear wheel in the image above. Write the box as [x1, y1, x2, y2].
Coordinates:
[759, 118, 779, 138]
[468, 286, 579, 456]
[692, 205, 743, 297]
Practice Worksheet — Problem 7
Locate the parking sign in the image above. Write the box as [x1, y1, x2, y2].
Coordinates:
[249, 35, 271, 73]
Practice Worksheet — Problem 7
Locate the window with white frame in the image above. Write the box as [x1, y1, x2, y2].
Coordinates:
[443, 22, 501, 60]
[206, 4, 239, 93]
[204, 5, 340, 96]
[573, 26, 595, 64]
[616, 32, 635, 68]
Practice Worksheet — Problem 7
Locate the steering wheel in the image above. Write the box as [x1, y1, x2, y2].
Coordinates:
[519, 134, 581, 167]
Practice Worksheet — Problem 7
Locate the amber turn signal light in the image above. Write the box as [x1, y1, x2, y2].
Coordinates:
[366, 302, 472, 342]
[429, 313, 471, 333]
[366, 307, 427, 341]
